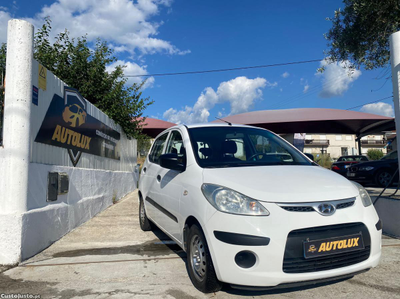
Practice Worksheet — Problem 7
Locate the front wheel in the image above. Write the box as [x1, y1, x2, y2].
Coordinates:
[186, 224, 222, 293]
[139, 198, 153, 231]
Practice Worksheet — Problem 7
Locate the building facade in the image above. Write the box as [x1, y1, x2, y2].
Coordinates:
[303, 134, 388, 159]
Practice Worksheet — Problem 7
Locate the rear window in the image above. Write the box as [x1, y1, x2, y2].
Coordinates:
[148, 133, 168, 164]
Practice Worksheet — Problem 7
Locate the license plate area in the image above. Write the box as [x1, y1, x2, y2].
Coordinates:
[303, 233, 364, 259]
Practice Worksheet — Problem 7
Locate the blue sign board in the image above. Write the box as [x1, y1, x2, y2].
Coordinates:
[32, 86, 39, 106]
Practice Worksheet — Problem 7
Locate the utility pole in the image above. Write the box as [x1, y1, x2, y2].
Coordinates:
[390, 31, 400, 172]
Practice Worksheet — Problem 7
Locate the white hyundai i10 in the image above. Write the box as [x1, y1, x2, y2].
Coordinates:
[138, 124, 381, 293]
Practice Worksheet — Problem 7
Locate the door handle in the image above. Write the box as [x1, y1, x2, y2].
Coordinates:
[157, 175, 161, 182]
[143, 167, 146, 173]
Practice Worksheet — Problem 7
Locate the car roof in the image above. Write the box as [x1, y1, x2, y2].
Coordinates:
[186, 123, 255, 129]
[153, 123, 271, 139]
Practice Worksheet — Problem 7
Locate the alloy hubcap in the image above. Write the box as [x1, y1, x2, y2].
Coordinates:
[190, 234, 206, 281]
[379, 172, 391, 185]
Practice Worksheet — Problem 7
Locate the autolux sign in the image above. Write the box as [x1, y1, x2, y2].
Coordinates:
[35, 87, 121, 166]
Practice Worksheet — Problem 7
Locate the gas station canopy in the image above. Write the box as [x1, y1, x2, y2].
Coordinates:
[212, 108, 395, 138]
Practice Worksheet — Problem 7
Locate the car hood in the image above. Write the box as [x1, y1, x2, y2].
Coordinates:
[202, 165, 358, 203]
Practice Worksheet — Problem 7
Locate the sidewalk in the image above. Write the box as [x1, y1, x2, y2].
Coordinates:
[1, 190, 400, 298]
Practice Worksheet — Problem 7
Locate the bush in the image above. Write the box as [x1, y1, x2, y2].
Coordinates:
[312, 153, 333, 169]
[367, 149, 384, 160]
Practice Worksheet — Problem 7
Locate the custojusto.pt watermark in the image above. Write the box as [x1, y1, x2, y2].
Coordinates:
[1, 294, 41, 299]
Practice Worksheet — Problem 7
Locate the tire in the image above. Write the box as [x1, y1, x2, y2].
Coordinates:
[139, 197, 153, 231]
[375, 169, 393, 187]
[186, 224, 222, 293]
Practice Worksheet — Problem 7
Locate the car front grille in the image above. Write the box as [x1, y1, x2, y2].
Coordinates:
[278, 198, 355, 213]
[281, 206, 314, 212]
[336, 201, 355, 209]
[283, 223, 371, 274]
[350, 166, 358, 172]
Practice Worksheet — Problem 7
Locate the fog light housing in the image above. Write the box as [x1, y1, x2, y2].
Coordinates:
[234, 251, 256, 269]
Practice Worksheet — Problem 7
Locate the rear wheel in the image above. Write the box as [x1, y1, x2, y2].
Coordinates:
[186, 224, 222, 293]
[375, 169, 393, 187]
[139, 198, 152, 231]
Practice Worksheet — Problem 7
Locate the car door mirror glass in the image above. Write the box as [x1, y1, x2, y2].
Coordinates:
[160, 153, 186, 172]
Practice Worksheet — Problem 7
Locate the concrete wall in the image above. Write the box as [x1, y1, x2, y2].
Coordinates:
[0, 20, 138, 265]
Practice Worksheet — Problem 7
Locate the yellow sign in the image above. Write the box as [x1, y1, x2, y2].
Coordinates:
[317, 237, 360, 252]
[38, 64, 47, 90]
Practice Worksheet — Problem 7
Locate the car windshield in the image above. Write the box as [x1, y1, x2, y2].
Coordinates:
[188, 126, 312, 168]
[381, 151, 398, 160]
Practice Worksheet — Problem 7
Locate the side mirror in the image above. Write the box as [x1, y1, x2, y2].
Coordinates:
[159, 153, 186, 172]
[304, 153, 314, 161]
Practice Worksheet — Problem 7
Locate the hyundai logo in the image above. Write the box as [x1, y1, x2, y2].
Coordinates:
[317, 203, 335, 216]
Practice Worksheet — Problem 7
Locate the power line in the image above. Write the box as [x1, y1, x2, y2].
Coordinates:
[269, 72, 352, 109]
[345, 96, 393, 111]
[123, 59, 323, 78]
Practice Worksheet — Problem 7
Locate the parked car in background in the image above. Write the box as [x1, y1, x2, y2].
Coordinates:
[347, 151, 398, 187]
[331, 155, 369, 176]
[139, 123, 381, 293]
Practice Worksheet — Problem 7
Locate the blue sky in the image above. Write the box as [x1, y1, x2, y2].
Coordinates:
[0, 0, 395, 124]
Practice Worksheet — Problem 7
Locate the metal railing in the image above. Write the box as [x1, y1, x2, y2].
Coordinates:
[360, 139, 387, 145]
[304, 139, 330, 146]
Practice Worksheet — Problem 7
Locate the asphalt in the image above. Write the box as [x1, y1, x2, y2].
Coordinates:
[1, 190, 400, 299]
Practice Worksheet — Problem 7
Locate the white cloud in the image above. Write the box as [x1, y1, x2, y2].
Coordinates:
[303, 84, 309, 93]
[106, 60, 155, 89]
[163, 76, 273, 124]
[0, 9, 12, 44]
[317, 59, 361, 98]
[281, 72, 289, 78]
[360, 102, 394, 117]
[21, 0, 188, 56]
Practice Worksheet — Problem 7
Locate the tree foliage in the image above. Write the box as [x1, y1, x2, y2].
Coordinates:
[367, 149, 384, 160]
[324, 0, 400, 70]
[33, 18, 153, 138]
[137, 134, 152, 157]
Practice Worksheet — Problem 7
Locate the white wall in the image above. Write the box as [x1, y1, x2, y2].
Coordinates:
[0, 19, 138, 265]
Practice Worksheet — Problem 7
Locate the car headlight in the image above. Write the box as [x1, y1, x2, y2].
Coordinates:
[358, 166, 374, 171]
[352, 182, 372, 207]
[201, 184, 270, 216]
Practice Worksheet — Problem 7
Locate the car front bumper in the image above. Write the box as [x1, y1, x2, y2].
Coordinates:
[203, 196, 381, 287]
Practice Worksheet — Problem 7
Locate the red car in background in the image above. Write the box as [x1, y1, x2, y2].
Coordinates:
[331, 155, 369, 176]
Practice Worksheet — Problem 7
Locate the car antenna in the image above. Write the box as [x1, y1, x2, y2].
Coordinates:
[215, 117, 232, 126]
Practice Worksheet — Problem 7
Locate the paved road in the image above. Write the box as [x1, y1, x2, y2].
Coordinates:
[1, 190, 400, 298]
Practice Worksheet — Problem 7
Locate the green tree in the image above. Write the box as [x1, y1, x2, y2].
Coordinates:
[137, 135, 152, 158]
[324, 0, 400, 70]
[33, 18, 153, 138]
[367, 149, 384, 160]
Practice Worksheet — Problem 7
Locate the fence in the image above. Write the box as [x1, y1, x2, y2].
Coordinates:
[0, 19, 139, 265]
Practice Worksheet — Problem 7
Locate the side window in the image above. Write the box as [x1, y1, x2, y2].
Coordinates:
[149, 133, 168, 164]
[165, 131, 185, 155]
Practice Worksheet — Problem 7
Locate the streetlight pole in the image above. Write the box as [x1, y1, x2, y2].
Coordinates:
[390, 31, 400, 171]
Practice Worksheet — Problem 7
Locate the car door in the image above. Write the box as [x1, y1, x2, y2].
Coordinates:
[155, 130, 186, 241]
[142, 132, 169, 223]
